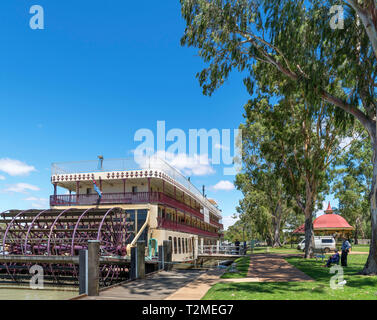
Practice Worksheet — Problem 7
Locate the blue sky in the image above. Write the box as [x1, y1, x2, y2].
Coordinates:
[0, 1, 254, 228]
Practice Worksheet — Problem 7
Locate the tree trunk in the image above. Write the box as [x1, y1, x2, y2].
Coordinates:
[272, 204, 282, 247]
[362, 142, 377, 275]
[354, 218, 359, 245]
[304, 216, 314, 258]
[301, 180, 315, 259]
[272, 223, 281, 247]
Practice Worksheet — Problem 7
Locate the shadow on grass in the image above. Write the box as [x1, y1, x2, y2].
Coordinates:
[204, 254, 377, 300]
[286, 256, 368, 280]
[285, 255, 377, 290]
[345, 277, 377, 288]
[207, 281, 322, 296]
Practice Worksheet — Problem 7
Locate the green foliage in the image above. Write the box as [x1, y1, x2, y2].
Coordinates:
[224, 219, 250, 242]
[180, 0, 376, 127]
[234, 142, 297, 246]
[331, 124, 373, 239]
[237, 82, 354, 245]
[180, 0, 377, 271]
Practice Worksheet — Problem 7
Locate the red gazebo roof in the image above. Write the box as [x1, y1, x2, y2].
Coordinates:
[293, 213, 353, 234]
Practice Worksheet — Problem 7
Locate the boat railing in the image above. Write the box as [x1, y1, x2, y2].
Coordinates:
[51, 156, 220, 216]
[197, 244, 247, 255]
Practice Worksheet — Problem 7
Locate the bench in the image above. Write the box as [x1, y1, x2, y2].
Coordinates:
[313, 248, 340, 265]
[313, 248, 326, 262]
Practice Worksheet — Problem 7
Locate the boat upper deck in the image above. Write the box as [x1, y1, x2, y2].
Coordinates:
[51, 157, 222, 218]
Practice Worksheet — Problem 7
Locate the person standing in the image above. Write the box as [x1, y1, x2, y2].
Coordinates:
[93, 179, 102, 205]
[341, 238, 351, 267]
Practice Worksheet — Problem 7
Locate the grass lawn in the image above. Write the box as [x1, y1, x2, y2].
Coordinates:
[220, 256, 250, 279]
[250, 245, 301, 255]
[248, 244, 370, 254]
[203, 254, 377, 300]
[352, 244, 370, 252]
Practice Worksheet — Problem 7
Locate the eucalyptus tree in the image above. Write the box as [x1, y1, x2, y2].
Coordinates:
[235, 163, 295, 247]
[238, 90, 352, 257]
[332, 126, 372, 243]
[224, 218, 252, 243]
[180, 0, 377, 273]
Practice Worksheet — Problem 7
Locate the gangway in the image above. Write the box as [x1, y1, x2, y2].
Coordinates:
[197, 244, 247, 259]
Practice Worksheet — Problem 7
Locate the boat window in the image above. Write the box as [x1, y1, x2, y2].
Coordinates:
[182, 238, 185, 253]
[185, 238, 188, 253]
[168, 236, 173, 252]
[178, 238, 182, 254]
[174, 237, 177, 254]
[132, 186, 138, 193]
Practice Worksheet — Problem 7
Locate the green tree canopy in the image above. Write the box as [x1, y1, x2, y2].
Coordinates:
[180, 0, 377, 274]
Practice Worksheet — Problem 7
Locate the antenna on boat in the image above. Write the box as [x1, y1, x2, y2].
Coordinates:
[97, 155, 104, 171]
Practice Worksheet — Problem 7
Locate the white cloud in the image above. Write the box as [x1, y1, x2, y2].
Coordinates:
[214, 143, 229, 151]
[315, 200, 333, 218]
[24, 197, 48, 209]
[136, 151, 215, 176]
[338, 132, 363, 152]
[4, 183, 40, 194]
[222, 215, 239, 230]
[165, 153, 215, 176]
[338, 137, 353, 152]
[0, 175, 5, 181]
[24, 197, 39, 201]
[0, 158, 36, 176]
[211, 180, 235, 191]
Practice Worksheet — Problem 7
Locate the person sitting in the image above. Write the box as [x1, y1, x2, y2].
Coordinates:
[324, 250, 340, 267]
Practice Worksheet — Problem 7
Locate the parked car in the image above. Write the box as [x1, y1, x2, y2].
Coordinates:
[297, 236, 336, 252]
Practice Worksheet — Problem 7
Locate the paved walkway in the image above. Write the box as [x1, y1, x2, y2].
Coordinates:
[165, 268, 226, 300]
[243, 254, 313, 282]
[167, 254, 314, 299]
[81, 270, 206, 300]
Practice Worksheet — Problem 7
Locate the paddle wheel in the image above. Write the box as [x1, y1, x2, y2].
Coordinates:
[0, 207, 133, 287]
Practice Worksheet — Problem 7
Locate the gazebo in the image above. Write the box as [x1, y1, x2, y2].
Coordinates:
[293, 202, 354, 239]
